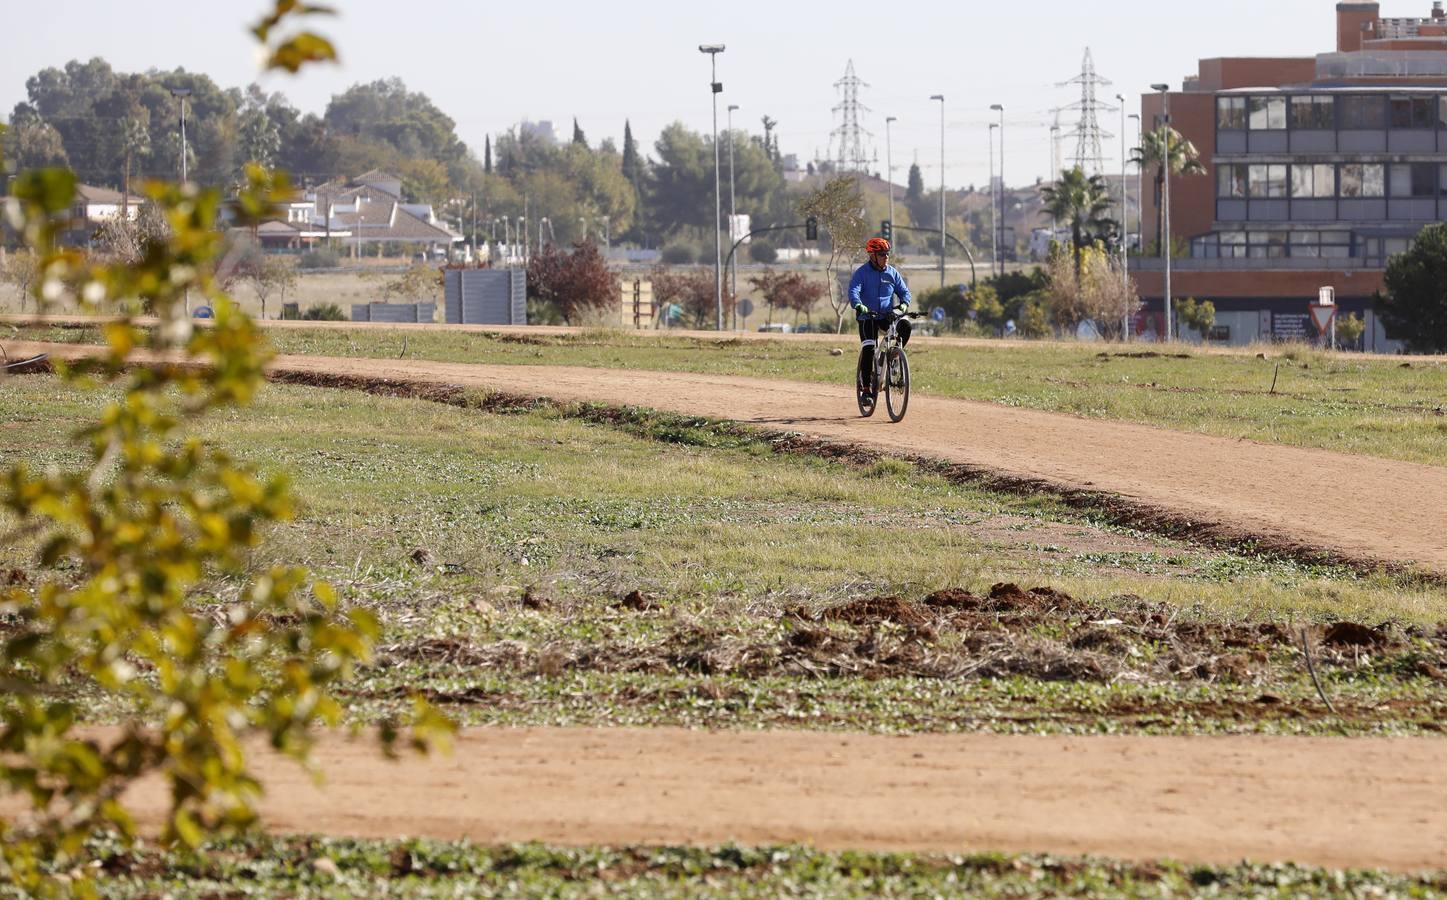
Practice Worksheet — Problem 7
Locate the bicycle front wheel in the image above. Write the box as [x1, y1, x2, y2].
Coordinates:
[884, 347, 910, 422]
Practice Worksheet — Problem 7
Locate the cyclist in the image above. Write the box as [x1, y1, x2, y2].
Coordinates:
[848, 237, 912, 391]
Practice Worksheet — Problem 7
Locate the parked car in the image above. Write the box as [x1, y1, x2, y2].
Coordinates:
[757, 322, 791, 333]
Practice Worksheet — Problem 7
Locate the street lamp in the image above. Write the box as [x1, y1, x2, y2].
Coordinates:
[1151, 82, 1172, 341]
[700, 43, 726, 330]
[1116, 93, 1129, 340]
[168, 87, 192, 184]
[727, 102, 739, 330]
[885, 115, 897, 240]
[930, 94, 945, 288]
[988, 122, 998, 277]
[990, 103, 1005, 276]
[169, 86, 193, 313]
[1128, 113, 1142, 253]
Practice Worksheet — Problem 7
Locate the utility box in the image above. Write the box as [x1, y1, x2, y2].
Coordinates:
[351, 303, 436, 323]
[444, 269, 527, 325]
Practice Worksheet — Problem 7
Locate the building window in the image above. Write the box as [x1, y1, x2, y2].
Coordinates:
[1390, 95, 1436, 129]
[1217, 97, 1246, 130]
[1339, 163, 1385, 197]
[1247, 96, 1287, 130]
[1289, 231, 1321, 257]
[1321, 233, 1351, 258]
[1220, 231, 1247, 258]
[1289, 96, 1334, 130]
[1247, 164, 1287, 198]
[1290, 163, 1335, 198]
[1339, 95, 1386, 129]
[1247, 231, 1288, 258]
[1218, 164, 1247, 198]
[1207, 325, 1231, 343]
[1389, 163, 1436, 197]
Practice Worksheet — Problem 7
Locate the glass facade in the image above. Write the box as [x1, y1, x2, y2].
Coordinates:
[1204, 91, 1447, 264]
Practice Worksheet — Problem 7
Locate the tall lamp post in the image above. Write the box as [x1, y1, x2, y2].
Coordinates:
[930, 94, 945, 288]
[169, 86, 193, 313]
[988, 122, 998, 277]
[727, 102, 739, 330]
[1116, 93, 1129, 340]
[700, 44, 726, 330]
[1129, 113, 1142, 253]
[1151, 82, 1172, 341]
[885, 115, 897, 238]
[990, 103, 1005, 275]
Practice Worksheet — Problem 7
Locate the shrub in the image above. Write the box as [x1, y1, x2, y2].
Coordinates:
[1335, 312, 1366, 348]
[661, 243, 696, 265]
[302, 302, 346, 320]
[749, 241, 778, 264]
[299, 247, 340, 269]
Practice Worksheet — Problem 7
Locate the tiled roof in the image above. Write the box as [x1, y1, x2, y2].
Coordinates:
[75, 184, 146, 206]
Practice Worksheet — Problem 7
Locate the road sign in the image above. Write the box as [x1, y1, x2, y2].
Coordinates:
[931, 306, 946, 323]
[1318, 286, 1336, 306]
[737, 298, 755, 319]
[1309, 303, 1337, 335]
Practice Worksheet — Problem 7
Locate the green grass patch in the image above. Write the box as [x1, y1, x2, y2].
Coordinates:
[49, 835, 1447, 898]
[4, 375, 1447, 736]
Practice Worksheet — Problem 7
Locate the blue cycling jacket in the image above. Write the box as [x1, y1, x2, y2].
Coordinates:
[848, 262, 911, 319]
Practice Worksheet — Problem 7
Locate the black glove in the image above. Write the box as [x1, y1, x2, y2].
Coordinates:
[852, 303, 868, 316]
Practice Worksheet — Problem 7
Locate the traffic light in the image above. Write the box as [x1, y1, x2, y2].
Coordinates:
[805, 216, 818, 241]
[880, 220, 892, 242]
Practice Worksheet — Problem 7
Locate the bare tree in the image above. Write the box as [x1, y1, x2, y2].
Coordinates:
[93, 204, 170, 266]
[1044, 243, 1138, 340]
[1, 250, 40, 313]
[238, 254, 299, 320]
[797, 176, 868, 333]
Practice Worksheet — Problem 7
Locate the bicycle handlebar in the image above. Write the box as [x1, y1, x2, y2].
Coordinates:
[861, 311, 927, 322]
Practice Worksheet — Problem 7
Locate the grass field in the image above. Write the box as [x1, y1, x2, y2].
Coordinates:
[6, 363, 1447, 894]
[4, 375, 1445, 739]
[16, 322, 1447, 465]
[54, 834, 1447, 898]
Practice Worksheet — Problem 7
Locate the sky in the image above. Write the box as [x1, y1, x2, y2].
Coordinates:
[1, 0, 1350, 190]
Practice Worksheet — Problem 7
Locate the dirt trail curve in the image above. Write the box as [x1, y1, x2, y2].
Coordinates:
[7, 340, 1443, 573]
[97, 727, 1447, 871]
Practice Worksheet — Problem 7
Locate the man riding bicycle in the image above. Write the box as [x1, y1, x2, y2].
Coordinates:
[849, 237, 912, 391]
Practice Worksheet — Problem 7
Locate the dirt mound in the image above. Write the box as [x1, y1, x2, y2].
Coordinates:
[822, 596, 929, 626]
[362, 587, 1447, 695]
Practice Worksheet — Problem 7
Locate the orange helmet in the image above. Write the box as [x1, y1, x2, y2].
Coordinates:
[866, 237, 891, 254]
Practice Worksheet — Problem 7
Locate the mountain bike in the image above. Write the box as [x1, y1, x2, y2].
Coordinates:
[856, 311, 923, 422]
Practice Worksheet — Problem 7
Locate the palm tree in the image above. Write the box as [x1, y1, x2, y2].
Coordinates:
[1131, 127, 1206, 256]
[1039, 166, 1115, 288]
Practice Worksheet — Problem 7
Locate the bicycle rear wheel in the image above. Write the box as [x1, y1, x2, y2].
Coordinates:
[850, 348, 873, 419]
[884, 348, 910, 422]
[856, 364, 877, 417]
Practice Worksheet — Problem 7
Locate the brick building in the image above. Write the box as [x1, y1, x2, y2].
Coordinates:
[1133, 1, 1447, 349]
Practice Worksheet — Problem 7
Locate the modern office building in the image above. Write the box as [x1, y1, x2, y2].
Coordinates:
[1133, 2, 1447, 349]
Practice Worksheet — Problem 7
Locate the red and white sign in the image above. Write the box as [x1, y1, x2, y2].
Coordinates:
[1309, 303, 1337, 335]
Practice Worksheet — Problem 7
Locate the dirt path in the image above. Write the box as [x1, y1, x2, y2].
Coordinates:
[8, 341, 1444, 573]
[95, 727, 1447, 871]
